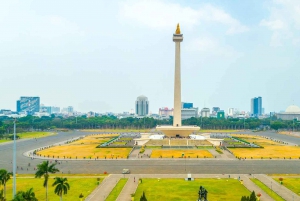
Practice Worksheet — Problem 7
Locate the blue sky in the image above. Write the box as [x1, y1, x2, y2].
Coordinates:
[0, 0, 299, 113]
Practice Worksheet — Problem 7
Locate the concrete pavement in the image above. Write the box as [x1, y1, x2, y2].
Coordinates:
[85, 174, 278, 201]
[255, 174, 300, 201]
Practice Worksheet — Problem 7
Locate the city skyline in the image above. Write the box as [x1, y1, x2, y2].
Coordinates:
[0, 0, 299, 113]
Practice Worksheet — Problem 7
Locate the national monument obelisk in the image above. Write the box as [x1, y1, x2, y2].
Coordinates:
[156, 24, 200, 137]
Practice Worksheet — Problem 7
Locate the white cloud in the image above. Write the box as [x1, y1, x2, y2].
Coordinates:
[119, 0, 248, 34]
[260, 0, 300, 46]
[187, 37, 242, 58]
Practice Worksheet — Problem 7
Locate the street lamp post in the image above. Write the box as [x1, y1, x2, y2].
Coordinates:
[13, 119, 17, 197]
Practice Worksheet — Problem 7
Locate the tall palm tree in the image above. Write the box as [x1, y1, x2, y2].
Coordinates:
[35, 161, 59, 201]
[0, 189, 4, 201]
[52, 177, 70, 201]
[23, 188, 38, 201]
[0, 169, 13, 200]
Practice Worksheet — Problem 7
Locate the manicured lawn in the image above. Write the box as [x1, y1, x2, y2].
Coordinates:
[36, 134, 131, 159]
[273, 178, 300, 195]
[82, 129, 150, 133]
[229, 135, 300, 159]
[17, 132, 56, 139]
[150, 150, 213, 158]
[5, 177, 99, 201]
[134, 178, 250, 201]
[37, 146, 132, 159]
[0, 132, 56, 143]
[112, 141, 128, 145]
[0, 139, 10, 143]
[105, 178, 128, 201]
[198, 130, 241, 133]
[250, 178, 285, 201]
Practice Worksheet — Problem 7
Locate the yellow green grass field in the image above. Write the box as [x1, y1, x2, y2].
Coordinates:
[229, 134, 300, 159]
[150, 149, 213, 158]
[0, 132, 56, 144]
[37, 134, 131, 159]
[106, 178, 128, 201]
[18, 132, 56, 139]
[272, 177, 300, 195]
[198, 130, 241, 133]
[134, 178, 250, 201]
[250, 178, 284, 201]
[82, 129, 150, 133]
[5, 176, 99, 201]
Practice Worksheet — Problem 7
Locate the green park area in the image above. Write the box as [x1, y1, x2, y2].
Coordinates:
[105, 178, 128, 201]
[5, 176, 99, 201]
[198, 129, 240, 133]
[0, 132, 56, 143]
[37, 134, 132, 159]
[250, 178, 284, 201]
[82, 128, 150, 133]
[228, 134, 300, 159]
[134, 178, 250, 201]
[272, 177, 300, 195]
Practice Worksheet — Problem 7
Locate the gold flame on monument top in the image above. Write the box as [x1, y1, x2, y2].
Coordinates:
[175, 23, 181, 34]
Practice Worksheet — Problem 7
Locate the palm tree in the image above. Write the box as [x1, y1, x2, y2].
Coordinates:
[35, 161, 59, 201]
[0, 169, 13, 200]
[0, 189, 4, 201]
[13, 188, 37, 201]
[23, 188, 38, 201]
[52, 177, 70, 201]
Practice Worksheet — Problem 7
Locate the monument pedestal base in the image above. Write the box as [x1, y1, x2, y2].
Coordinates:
[156, 126, 200, 137]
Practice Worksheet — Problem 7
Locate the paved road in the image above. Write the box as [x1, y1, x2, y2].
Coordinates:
[1, 131, 300, 174]
[236, 130, 300, 145]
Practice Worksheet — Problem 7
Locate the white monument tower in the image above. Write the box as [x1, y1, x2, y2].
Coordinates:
[156, 24, 200, 137]
[173, 24, 183, 127]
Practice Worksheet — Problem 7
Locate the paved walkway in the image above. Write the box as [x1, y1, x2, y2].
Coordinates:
[85, 175, 121, 201]
[85, 174, 280, 201]
[240, 175, 273, 201]
[128, 149, 139, 159]
[116, 176, 139, 201]
[256, 174, 300, 201]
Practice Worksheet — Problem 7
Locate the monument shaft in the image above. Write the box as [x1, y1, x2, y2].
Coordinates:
[173, 36, 183, 127]
[156, 24, 199, 137]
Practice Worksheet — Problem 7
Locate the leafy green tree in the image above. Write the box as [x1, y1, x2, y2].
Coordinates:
[140, 191, 147, 201]
[35, 161, 59, 201]
[52, 177, 70, 201]
[0, 169, 12, 200]
[249, 191, 257, 201]
[241, 196, 249, 201]
[12, 188, 37, 201]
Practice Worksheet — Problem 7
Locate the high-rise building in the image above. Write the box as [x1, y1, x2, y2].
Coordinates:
[159, 107, 173, 117]
[212, 107, 220, 114]
[217, 110, 225, 119]
[51, 107, 60, 114]
[251, 97, 262, 117]
[40, 106, 52, 114]
[16, 97, 40, 115]
[182, 102, 193, 109]
[181, 108, 198, 120]
[228, 108, 234, 116]
[201, 108, 210, 117]
[135, 95, 149, 116]
[67, 106, 74, 113]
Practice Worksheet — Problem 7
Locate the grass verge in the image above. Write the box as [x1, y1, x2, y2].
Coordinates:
[250, 178, 285, 201]
[105, 178, 128, 201]
[273, 178, 300, 195]
[134, 178, 250, 201]
[5, 177, 99, 201]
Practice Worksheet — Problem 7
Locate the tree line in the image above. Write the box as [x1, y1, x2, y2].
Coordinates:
[0, 115, 299, 134]
[0, 161, 69, 201]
